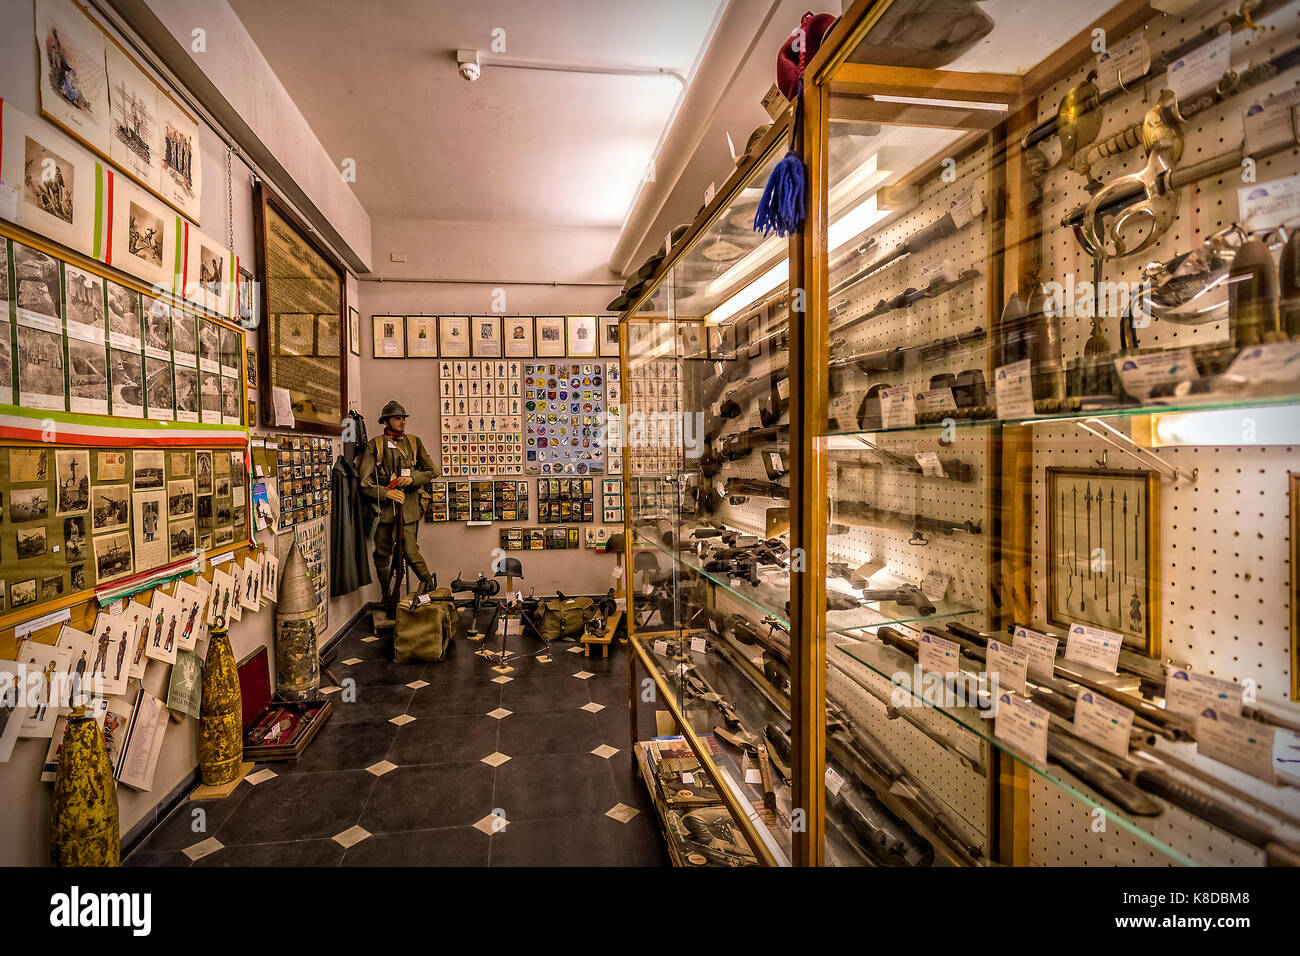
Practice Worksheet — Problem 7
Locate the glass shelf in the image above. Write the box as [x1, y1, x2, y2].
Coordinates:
[826, 392, 1300, 440]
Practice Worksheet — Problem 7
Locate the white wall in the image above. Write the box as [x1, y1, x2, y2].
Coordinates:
[0, 0, 375, 865]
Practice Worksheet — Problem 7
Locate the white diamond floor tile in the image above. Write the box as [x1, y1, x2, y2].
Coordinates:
[332, 825, 371, 849]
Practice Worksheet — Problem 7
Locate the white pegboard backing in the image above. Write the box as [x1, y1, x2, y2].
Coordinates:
[1027, 419, 1300, 715]
[708, 586, 991, 859]
[1028, 773, 1268, 867]
[828, 424, 993, 626]
[829, 142, 992, 415]
[1036, 2, 1300, 364]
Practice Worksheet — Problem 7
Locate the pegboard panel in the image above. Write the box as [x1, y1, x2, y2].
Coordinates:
[830, 142, 993, 410]
[1035, 2, 1300, 362]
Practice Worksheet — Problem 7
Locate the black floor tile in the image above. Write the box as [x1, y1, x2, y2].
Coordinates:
[488, 814, 645, 866]
[325, 683, 417, 725]
[495, 707, 618, 758]
[586, 674, 633, 705]
[342, 827, 490, 866]
[500, 675, 592, 713]
[405, 679, 502, 718]
[388, 714, 500, 766]
[275, 718, 399, 775]
[214, 770, 376, 845]
[360, 762, 496, 832]
[127, 783, 251, 853]
[491, 753, 618, 822]
[192, 839, 346, 866]
[336, 658, 429, 687]
[122, 849, 193, 867]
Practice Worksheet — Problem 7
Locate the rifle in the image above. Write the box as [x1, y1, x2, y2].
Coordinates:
[830, 270, 982, 334]
[721, 424, 789, 461]
[832, 500, 982, 538]
[830, 327, 986, 375]
[722, 477, 789, 502]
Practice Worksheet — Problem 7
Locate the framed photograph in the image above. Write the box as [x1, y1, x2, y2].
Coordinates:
[372, 315, 403, 358]
[406, 315, 437, 357]
[535, 316, 566, 357]
[91, 483, 130, 532]
[471, 316, 501, 358]
[54, 449, 90, 516]
[239, 267, 256, 326]
[93, 530, 133, 585]
[1046, 467, 1159, 657]
[348, 306, 360, 356]
[64, 265, 105, 344]
[504, 316, 534, 357]
[599, 316, 620, 357]
[253, 183, 343, 434]
[566, 315, 597, 357]
[439, 315, 470, 357]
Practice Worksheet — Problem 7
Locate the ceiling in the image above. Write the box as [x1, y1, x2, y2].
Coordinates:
[228, 0, 725, 228]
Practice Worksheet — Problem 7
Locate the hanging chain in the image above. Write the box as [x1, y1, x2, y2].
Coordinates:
[226, 143, 234, 255]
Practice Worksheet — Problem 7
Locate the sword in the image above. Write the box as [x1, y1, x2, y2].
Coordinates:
[1084, 483, 1093, 585]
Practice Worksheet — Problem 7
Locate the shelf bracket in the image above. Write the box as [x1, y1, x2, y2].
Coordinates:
[1075, 418, 1198, 483]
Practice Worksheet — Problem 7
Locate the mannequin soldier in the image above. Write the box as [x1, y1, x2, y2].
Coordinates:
[359, 400, 437, 602]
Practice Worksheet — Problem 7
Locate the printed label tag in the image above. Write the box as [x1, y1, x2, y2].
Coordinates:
[1164, 666, 1243, 720]
[994, 693, 1050, 764]
[918, 632, 961, 677]
[995, 359, 1035, 419]
[1014, 625, 1059, 680]
[879, 385, 916, 428]
[1073, 690, 1134, 758]
[916, 451, 946, 477]
[1096, 30, 1148, 94]
[986, 640, 1030, 696]
[1167, 32, 1231, 101]
[1196, 709, 1276, 784]
[1064, 623, 1122, 674]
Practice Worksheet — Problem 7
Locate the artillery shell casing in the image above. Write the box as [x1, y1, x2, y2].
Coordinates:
[1228, 239, 1280, 347]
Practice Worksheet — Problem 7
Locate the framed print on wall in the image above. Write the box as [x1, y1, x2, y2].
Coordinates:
[1045, 466, 1159, 658]
[349, 306, 360, 356]
[372, 315, 404, 358]
[504, 316, 534, 357]
[470, 315, 502, 357]
[535, 315, 566, 357]
[566, 315, 597, 357]
[439, 315, 470, 357]
[599, 315, 620, 357]
[406, 315, 437, 357]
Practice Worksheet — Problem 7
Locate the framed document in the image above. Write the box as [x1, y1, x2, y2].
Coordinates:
[348, 306, 361, 356]
[372, 315, 403, 358]
[535, 315, 566, 357]
[471, 316, 502, 357]
[439, 315, 470, 357]
[504, 316, 534, 357]
[253, 183, 345, 434]
[406, 315, 437, 357]
[566, 315, 597, 357]
[599, 315, 620, 356]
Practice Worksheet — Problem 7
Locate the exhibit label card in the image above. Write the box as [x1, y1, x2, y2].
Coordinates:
[994, 693, 1049, 764]
[1164, 666, 1243, 720]
[878, 385, 915, 428]
[1013, 625, 1059, 680]
[917, 632, 960, 677]
[985, 640, 1029, 696]
[994, 359, 1034, 419]
[1196, 709, 1276, 784]
[1073, 690, 1133, 758]
[1064, 623, 1122, 674]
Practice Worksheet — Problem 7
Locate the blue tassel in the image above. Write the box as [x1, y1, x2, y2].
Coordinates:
[753, 150, 806, 238]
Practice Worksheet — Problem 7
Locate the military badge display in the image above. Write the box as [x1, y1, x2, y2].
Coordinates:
[523, 361, 610, 476]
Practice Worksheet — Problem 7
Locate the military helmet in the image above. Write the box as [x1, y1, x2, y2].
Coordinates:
[378, 400, 409, 423]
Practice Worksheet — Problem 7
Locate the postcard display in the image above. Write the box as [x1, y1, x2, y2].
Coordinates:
[438, 359, 523, 477]
[275, 435, 332, 530]
[0, 445, 247, 618]
[423, 479, 528, 523]
[523, 361, 612, 476]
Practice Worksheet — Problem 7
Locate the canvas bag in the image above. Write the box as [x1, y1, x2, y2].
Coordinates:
[394, 587, 455, 663]
[537, 596, 594, 641]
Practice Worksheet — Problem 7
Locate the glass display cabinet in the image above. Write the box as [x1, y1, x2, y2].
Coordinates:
[621, 0, 1300, 867]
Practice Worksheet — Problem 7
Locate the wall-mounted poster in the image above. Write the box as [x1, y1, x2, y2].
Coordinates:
[13, 243, 62, 333]
[470, 315, 501, 358]
[372, 315, 403, 358]
[406, 315, 436, 357]
[155, 94, 202, 222]
[504, 316, 533, 358]
[438, 315, 470, 357]
[34, 0, 111, 151]
[113, 176, 173, 288]
[535, 316, 565, 357]
[348, 306, 360, 356]
[106, 282, 140, 351]
[105, 41, 161, 186]
[254, 183, 344, 434]
[566, 315, 597, 357]
[599, 315, 620, 357]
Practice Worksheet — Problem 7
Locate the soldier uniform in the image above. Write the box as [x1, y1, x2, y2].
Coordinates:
[358, 400, 437, 596]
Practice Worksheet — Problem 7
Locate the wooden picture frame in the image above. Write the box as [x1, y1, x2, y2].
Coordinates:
[504, 316, 534, 357]
[253, 183, 346, 435]
[599, 315, 620, 357]
[348, 306, 361, 356]
[1045, 466, 1160, 658]
[371, 315, 403, 357]
[470, 315, 501, 358]
[438, 315, 470, 357]
[405, 315, 437, 357]
[535, 316, 566, 357]
[566, 315, 597, 357]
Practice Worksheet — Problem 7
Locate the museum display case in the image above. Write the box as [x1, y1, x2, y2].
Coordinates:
[620, 0, 1300, 866]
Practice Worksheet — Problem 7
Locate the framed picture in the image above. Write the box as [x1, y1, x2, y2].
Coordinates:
[566, 315, 597, 357]
[439, 315, 470, 357]
[348, 306, 360, 356]
[535, 316, 566, 357]
[253, 183, 344, 434]
[471, 316, 501, 357]
[504, 316, 534, 357]
[1046, 467, 1159, 657]
[239, 266, 256, 325]
[406, 315, 437, 357]
[599, 315, 620, 357]
[372, 315, 404, 358]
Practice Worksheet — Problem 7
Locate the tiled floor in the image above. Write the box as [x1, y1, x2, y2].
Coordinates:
[125, 615, 669, 867]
